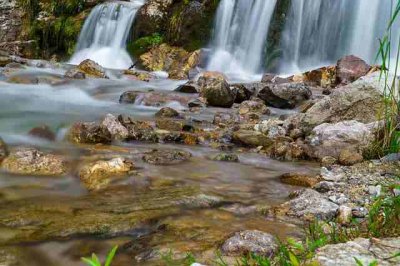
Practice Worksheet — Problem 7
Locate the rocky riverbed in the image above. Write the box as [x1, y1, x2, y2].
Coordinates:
[0, 51, 399, 265]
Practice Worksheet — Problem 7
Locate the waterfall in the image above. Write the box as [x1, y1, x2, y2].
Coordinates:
[70, 0, 145, 69]
[279, 0, 399, 73]
[206, 0, 277, 80]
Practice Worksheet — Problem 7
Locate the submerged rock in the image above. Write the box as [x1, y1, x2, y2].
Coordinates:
[221, 230, 277, 256]
[65, 59, 108, 79]
[279, 173, 320, 187]
[28, 125, 56, 141]
[211, 153, 239, 162]
[198, 71, 235, 108]
[119, 91, 142, 104]
[336, 55, 371, 85]
[233, 130, 273, 147]
[79, 157, 135, 191]
[142, 149, 192, 165]
[1, 148, 67, 176]
[314, 238, 400, 266]
[0, 137, 9, 163]
[258, 83, 312, 109]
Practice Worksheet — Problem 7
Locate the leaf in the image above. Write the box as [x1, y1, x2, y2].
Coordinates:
[91, 253, 101, 265]
[81, 257, 100, 266]
[288, 252, 300, 266]
[105, 246, 118, 266]
[354, 257, 364, 266]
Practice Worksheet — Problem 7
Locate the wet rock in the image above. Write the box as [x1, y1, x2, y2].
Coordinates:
[155, 119, 184, 131]
[175, 81, 199, 93]
[138, 91, 196, 107]
[258, 83, 312, 109]
[314, 238, 400, 266]
[254, 119, 286, 139]
[276, 189, 339, 220]
[100, 114, 129, 141]
[155, 107, 180, 118]
[0, 54, 12, 67]
[0, 137, 9, 163]
[233, 130, 274, 147]
[142, 149, 191, 165]
[308, 120, 374, 160]
[118, 115, 156, 142]
[188, 97, 206, 108]
[231, 84, 253, 103]
[213, 112, 239, 126]
[336, 55, 371, 85]
[261, 73, 292, 84]
[1, 148, 67, 176]
[221, 230, 277, 256]
[301, 66, 337, 87]
[6, 74, 39, 84]
[338, 149, 363, 166]
[198, 71, 235, 108]
[279, 173, 320, 187]
[320, 156, 338, 167]
[211, 153, 239, 162]
[337, 205, 352, 225]
[79, 158, 135, 191]
[270, 140, 309, 161]
[68, 122, 111, 144]
[239, 100, 270, 115]
[286, 77, 384, 134]
[65, 59, 108, 79]
[119, 91, 142, 104]
[123, 69, 153, 82]
[28, 125, 56, 141]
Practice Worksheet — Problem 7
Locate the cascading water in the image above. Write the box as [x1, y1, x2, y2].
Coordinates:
[70, 0, 145, 69]
[206, 0, 277, 80]
[279, 0, 400, 73]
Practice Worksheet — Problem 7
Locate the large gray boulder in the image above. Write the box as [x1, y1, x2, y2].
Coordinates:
[258, 83, 312, 109]
[198, 71, 235, 108]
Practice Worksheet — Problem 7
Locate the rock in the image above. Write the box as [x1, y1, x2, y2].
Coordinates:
[213, 112, 239, 126]
[28, 125, 56, 141]
[188, 98, 206, 108]
[0, 137, 9, 163]
[211, 153, 239, 162]
[381, 153, 400, 162]
[118, 115, 156, 142]
[320, 156, 338, 167]
[79, 158, 135, 191]
[175, 82, 199, 93]
[302, 66, 336, 87]
[155, 119, 184, 131]
[100, 114, 129, 141]
[239, 100, 270, 115]
[337, 205, 352, 225]
[0, 55, 12, 67]
[221, 230, 277, 256]
[123, 69, 153, 82]
[258, 83, 312, 109]
[68, 122, 111, 144]
[261, 73, 292, 84]
[308, 120, 374, 160]
[231, 84, 253, 103]
[276, 189, 339, 220]
[254, 119, 286, 139]
[1, 148, 67, 176]
[336, 55, 371, 85]
[65, 59, 108, 79]
[279, 173, 320, 187]
[338, 149, 363, 166]
[314, 238, 400, 266]
[119, 91, 142, 104]
[198, 71, 234, 108]
[139, 44, 200, 79]
[233, 130, 274, 147]
[155, 107, 180, 118]
[142, 149, 192, 165]
[287, 75, 384, 134]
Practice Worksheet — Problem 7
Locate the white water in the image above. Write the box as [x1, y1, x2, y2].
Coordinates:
[206, 0, 277, 80]
[70, 0, 145, 69]
[280, 0, 400, 73]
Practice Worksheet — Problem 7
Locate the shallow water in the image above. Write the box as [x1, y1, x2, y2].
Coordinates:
[0, 66, 318, 265]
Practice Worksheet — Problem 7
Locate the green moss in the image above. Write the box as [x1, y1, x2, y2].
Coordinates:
[127, 33, 164, 58]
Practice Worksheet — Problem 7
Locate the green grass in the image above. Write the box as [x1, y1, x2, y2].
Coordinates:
[81, 245, 118, 266]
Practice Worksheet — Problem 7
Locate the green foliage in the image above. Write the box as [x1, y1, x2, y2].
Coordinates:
[81, 245, 118, 266]
[128, 33, 164, 58]
[354, 258, 378, 266]
[160, 250, 197, 266]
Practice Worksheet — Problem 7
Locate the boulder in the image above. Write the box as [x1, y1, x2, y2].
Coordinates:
[307, 120, 374, 160]
[239, 100, 270, 115]
[0, 137, 9, 163]
[119, 91, 142, 104]
[258, 83, 312, 109]
[175, 82, 199, 93]
[65, 59, 108, 79]
[222, 230, 277, 256]
[261, 73, 292, 84]
[286, 78, 384, 134]
[302, 66, 336, 87]
[68, 122, 111, 144]
[118, 115, 156, 142]
[123, 69, 153, 82]
[276, 189, 339, 220]
[254, 119, 287, 139]
[338, 149, 364, 166]
[233, 130, 274, 147]
[142, 149, 191, 165]
[231, 84, 254, 103]
[336, 55, 371, 85]
[79, 157, 135, 191]
[198, 71, 234, 108]
[1, 148, 67, 176]
[100, 114, 129, 141]
[314, 238, 400, 266]
[155, 107, 180, 118]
